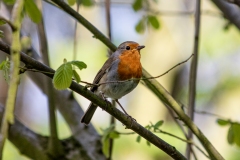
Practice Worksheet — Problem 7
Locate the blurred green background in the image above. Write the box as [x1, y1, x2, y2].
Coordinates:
[1, 0, 240, 159]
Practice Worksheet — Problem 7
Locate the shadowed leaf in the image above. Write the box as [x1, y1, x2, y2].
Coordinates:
[227, 125, 234, 145]
[132, 0, 143, 11]
[147, 15, 160, 29]
[217, 119, 229, 126]
[135, 18, 145, 33]
[24, 0, 42, 23]
[3, 0, 16, 5]
[73, 70, 80, 83]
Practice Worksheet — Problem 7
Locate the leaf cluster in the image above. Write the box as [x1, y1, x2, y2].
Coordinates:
[217, 119, 240, 147]
[132, 0, 160, 33]
[101, 125, 120, 157]
[53, 59, 87, 90]
[136, 120, 164, 146]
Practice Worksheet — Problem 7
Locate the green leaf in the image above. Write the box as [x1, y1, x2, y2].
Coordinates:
[102, 139, 109, 157]
[3, 0, 16, 5]
[71, 61, 87, 70]
[154, 120, 164, 128]
[146, 140, 151, 146]
[0, 20, 6, 26]
[147, 15, 160, 29]
[136, 135, 141, 143]
[24, 0, 42, 23]
[53, 63, 73, 90]
[0, 58, 10, 83]
[227, 125, 234, 145]
[109, 131, 120, 139]
[0, 30, 4, 38]
[135, 18, 146, 34]
[232, 123, 240, 147]
[72, 70, 81, 83]
[216, 119, 229, 126]
[82, 0, 94, 7]
[68, 0, 76, 6]
[132, 0, 143, 11]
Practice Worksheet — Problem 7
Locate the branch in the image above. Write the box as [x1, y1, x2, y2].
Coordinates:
[0, 16, 17, 31]
[187, 0, 201, 158]
[51, 0, 116, 52]
[36, 0, 63, 156]
[0, 1, 24, 159]
[0, 41, 187, 160]
[227, 0, 240, 7]
[0, 104, 98, 160]
[16, 36, 107, 159]
[48, 1, 224, 158]
[211, 0, 240, 29]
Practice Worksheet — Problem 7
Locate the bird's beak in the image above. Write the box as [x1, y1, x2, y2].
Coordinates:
[137, 45, 145, 50]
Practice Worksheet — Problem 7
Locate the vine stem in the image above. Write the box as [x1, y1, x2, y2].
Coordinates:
[0, 0, 24, 159]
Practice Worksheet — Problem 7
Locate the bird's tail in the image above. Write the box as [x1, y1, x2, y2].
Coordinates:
[81, 103, 98, 125]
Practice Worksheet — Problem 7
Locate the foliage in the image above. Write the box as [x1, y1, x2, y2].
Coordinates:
[132, 0, 160, 33]
[53, 59, 87, 90]
[67, 0, 94, 6]
[0, 58, 10, 83]
[24, 0, 42, 23]
[217, 119, 240, 147]
[101, 125, 120, 157]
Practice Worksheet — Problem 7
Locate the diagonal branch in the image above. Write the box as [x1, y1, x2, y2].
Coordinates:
[0, 41, 187, 160]
[211, 0, 240, 29]
[46, 1, 224, 158]
[0, 104, 97, 160]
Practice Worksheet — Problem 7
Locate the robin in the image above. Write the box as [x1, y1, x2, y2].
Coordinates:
[81, 41, 145, 125]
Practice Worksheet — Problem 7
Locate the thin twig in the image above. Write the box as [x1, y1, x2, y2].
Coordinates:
[36, 0, 63, 156]
[104, 0, 115, 159]
[187, 0, 201, 159]
[0, 16, 17, 31]
[95, 53, 194, 86]
[117, 128, 209, 159]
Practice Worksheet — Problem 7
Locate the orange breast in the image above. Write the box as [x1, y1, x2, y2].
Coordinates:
[117, 50, 142, 80]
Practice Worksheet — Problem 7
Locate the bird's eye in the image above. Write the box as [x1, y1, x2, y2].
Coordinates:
[126, 46, 130, 50]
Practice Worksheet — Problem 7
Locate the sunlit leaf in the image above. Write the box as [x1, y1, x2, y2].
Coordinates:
[70, 60, 87, 70]
[132, 0, 143, 11]
[147, 15, 160, 29]
[102, 139, 109, 157]
[216, 119, 229, 126]
[227, 125, 234, 145]
[72, 70, 81, 83]
[24, 0, 42, 23]
[135, 18, 145, 34]
[53, 63, 73, 90]
[68, 0, 76, 6]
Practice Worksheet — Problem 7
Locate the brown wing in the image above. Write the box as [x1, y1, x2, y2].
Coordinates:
[91, 56, 117, 92]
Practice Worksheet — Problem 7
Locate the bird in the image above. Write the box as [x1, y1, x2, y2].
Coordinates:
[81, 41, 145, 125]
